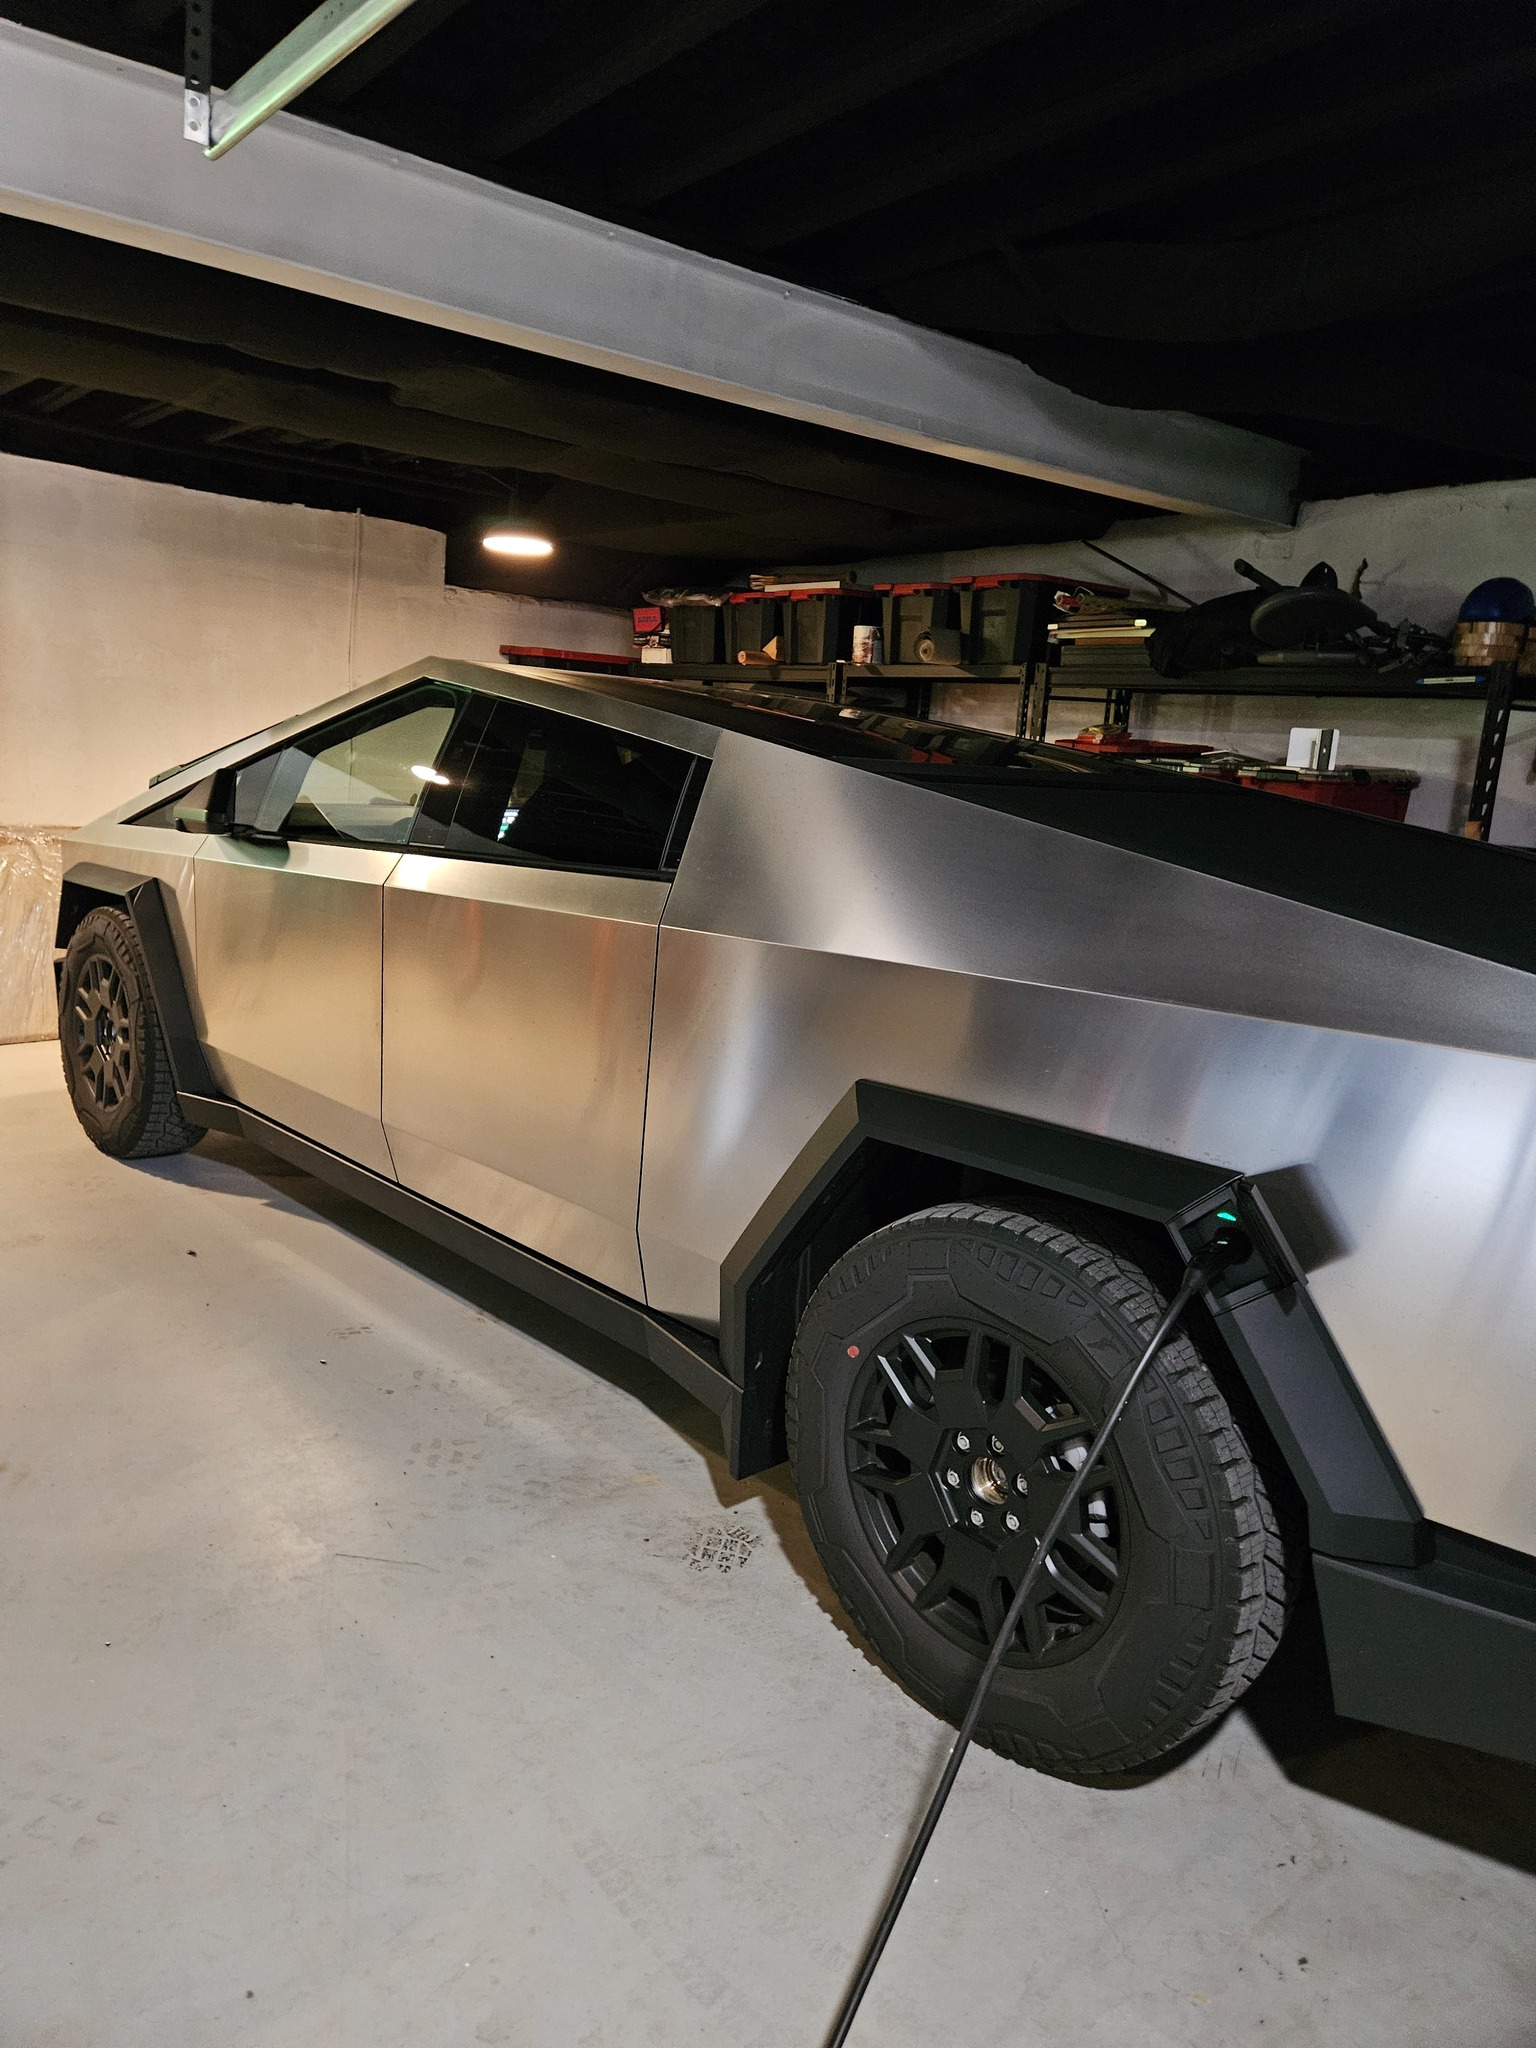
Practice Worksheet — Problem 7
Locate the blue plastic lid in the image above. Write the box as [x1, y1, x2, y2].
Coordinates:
[1458, 577, 1536, 623]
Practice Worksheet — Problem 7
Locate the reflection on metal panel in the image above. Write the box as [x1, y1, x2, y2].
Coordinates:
[67, 822, 200, 993]
[193, 836, 397, 1174]
[641, 734, 1536, 1555]
[382, 855, 667, 1298]
[662, 734, 1536, 1061]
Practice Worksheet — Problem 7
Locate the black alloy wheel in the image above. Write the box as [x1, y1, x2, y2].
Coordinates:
[846, 1323, 1125, 1668]
[58, 906, 206, 1160]
[68, 949, 135, 1118]
[788, 1202, 1295, 1780]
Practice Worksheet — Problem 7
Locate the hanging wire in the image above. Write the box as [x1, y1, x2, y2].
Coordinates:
[823, 1226, 1250, 2047]
[1081, 541, 1196, 607]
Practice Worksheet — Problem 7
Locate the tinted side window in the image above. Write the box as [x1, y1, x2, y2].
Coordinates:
[437, 700, 696, 873]
[231, 689, 461, 848]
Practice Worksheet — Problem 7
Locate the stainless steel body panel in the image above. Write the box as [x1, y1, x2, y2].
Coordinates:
[656, 736, 1536, 1064]
[641, 735, 1536, 1556]
[70, 664, 1536, 1561]
[193, 836, 398, 1175]
[383, 855, 668, 1298]
[63, 820, 200, 992]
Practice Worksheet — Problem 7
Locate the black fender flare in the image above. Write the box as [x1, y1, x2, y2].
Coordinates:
[57, 863, 221, 1100]
[718, 1080, 1424, 1566]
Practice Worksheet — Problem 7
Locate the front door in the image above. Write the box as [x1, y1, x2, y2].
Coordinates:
[382, 692, 699, 1299]
[194, 684, 463, 1173]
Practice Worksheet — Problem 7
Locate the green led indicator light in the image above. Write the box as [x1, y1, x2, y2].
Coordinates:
[1216, 1210, 1238, 1222]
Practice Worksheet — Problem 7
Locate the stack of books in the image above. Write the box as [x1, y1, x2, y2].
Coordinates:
[1049, 598, 1158, 673]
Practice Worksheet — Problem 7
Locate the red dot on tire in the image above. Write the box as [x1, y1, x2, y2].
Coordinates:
[847, 1345, 860, 1358]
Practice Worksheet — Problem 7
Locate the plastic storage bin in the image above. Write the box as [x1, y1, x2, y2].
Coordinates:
[1237, 768, 1418, 821]
[724, 594, 783, 663]
[781, 590, 883, 664]
[958, 577, 1049, 664]
[667, 603, 724, 665]
[879, 584, 963, 665]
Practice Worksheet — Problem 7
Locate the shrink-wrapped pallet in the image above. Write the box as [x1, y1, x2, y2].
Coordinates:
[0, 827, 69, 1043]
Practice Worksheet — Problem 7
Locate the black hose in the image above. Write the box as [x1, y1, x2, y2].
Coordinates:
[823, 1227, 1250, 2048]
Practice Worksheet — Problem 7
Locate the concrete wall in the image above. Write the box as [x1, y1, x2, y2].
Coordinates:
[10, 451, 1532, 840]
[861, 477, 1536, 844]
[0, 451, 629, 829]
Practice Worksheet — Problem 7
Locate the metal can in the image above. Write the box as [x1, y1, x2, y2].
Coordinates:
[851, 624, 882, 666]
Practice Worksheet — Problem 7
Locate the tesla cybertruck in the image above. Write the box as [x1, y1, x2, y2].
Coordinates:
[56, 659, 1536, 1777]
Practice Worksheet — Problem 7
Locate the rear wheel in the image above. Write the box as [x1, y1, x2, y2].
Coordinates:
[58, 906, 205, 1159]
[787, 1202, 1294, 1779]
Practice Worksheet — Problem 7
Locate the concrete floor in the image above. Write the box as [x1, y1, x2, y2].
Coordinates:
[2, 1039, 1533, 2048]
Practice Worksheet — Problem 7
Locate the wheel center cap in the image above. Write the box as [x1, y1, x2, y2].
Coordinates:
[969, 1454, 1009, 1505]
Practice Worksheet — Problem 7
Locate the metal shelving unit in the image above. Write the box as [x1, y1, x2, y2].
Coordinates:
[1046, 658, 1532, 840]
[638, 653, 1532, 839]
[635, 658, 1026, 719]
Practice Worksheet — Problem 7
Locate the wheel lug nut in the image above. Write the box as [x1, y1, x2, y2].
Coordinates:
[1015, 1474, 1029, 1495]
[990, 1436, 1005, 1455]
[945, 1468, 961, 1487]
[956, 1434, 970, 1451]
[969, 1509, 984, 1527]
[1005, 1512, 1020, 1532]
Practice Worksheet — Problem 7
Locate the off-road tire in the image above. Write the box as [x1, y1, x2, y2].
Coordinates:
[58, 906, 205, 1159]
[787, 1203, 1295, 1779]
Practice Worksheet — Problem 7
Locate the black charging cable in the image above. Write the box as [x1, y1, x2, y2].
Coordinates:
[824, 1225, 1252, 2048]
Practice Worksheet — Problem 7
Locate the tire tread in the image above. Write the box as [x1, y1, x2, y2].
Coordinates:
[788, 1200, 1297, 1779]
[59, 907, 205, 1160]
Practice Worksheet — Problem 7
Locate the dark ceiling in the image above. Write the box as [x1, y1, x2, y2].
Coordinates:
[0, 212, 1113, 603]
[5, 0, 1535, 600]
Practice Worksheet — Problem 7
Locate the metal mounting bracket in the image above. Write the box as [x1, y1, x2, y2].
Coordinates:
[182, 0, 211, 144]
[1464, 658, 1518, 842]
[184, 0, 422, 160]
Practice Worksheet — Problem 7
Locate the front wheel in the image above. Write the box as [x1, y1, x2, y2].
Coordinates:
[787, 1202, 1294, 1779]
[58, 906, 206, 1160]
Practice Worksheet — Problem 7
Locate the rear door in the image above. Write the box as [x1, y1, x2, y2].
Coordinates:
[382, 693, 701, 1298]
[194, 684, 463, 1173]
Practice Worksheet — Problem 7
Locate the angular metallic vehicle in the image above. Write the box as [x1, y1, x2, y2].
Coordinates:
[56, 659, 1536, 1778]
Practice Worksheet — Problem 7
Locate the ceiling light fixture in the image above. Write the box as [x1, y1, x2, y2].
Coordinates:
[482, 526, 555, 559]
